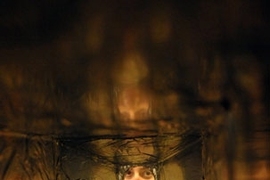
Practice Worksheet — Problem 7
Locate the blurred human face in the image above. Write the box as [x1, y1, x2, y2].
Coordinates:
[117, 86, 151, 120]
[123, 166, 155, 180]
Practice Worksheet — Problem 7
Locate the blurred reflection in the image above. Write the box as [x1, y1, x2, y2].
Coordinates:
[0, 0, 269, 180]
[113, 51, 152, 128]
[116, 85, 151, 121]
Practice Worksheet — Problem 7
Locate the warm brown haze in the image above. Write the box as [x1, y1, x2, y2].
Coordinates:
[0, 0, 269, 179]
